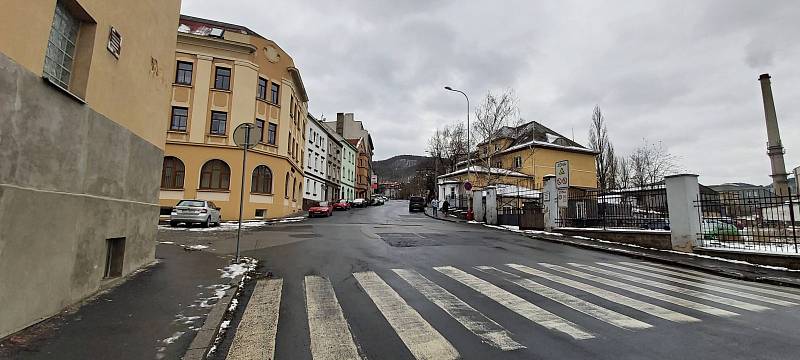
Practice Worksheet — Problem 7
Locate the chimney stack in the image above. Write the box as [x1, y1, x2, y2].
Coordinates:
[758, 73, 790, 195]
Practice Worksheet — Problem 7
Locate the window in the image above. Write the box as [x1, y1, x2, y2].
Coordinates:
[214, 67, 231, 90]
[170, 107, 188, 131]
[495, 161, 503, 168]
[513, 156, 523, 168]
[306, 179, 310, 194]
[175, 61, 193, 85]
[256, 119, 265, 142]
[292, 178, 297, 200]
[210, 111, 227, 135]
[267, 123, 277, 145]
[255, 209, 266, 218]
[257, 77, 267, 100]
[104, 238, 125, 278]
[199, 159, 230, 190]
[309, 129, 313, 143]
[43, 1, 80, 89]
[270, 82, 280, 104]
[251, 165, 273, 194]
[161, 156, 185, 189]
[285, 173, 291, 198]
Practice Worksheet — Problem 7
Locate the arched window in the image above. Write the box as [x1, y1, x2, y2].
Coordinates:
[251, 165, 273, 194]
[285, 173, 290, 198]
[199, 159, 230, 190]
[292, 178, 297, 200]
[161, 156, 185, 189]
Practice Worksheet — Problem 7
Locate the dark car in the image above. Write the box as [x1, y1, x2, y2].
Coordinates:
[409, 196, 426, 212]
[641, 219, 670, 230]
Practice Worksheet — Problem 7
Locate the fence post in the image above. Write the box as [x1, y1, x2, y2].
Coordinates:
[485, 186, 498, 225]
[665, 174, 701, 252]
[472, 189, 485, 223]
[543, 175, 558, 231]
[788, 187, 798, 253]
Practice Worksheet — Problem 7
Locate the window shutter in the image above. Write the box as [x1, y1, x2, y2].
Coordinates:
[107, 27, 122, 58]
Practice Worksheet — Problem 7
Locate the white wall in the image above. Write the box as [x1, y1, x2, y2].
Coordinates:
[304, 117, 327, 202]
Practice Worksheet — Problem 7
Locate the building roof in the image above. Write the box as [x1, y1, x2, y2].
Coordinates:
[438, 166, 532, 179]
[179, 15, 263, 39]
[478, 119, 598, 156]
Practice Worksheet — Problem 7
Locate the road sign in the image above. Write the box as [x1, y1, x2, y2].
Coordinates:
[555, 160, 569, 189]
[558, 189, 568, 208]
[233, 123, 261, 149]
[464, 181, 473, 191]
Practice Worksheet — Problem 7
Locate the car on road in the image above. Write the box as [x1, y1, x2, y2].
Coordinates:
[170, 200, 221, 227]
[641, 219, 670, 230]
[308, 201, 334, 217]
[333, 199, 351, 211]
[352, 198, 368, 208]
[370, 197, 384, 206]
[408, 196, 426, 212]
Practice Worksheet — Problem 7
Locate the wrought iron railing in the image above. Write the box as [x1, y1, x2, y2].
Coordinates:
[557, 186, 670, 230]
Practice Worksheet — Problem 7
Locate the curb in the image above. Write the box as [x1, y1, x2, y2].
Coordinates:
[423, 209, 468, 223]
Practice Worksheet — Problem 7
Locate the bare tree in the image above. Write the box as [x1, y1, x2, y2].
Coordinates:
[628, 139, 678, 187]
[473, 89, 518, 184]
[426, 128, 446, 177]
[615, 157, 632, 189]
[588, 105, 616, 190]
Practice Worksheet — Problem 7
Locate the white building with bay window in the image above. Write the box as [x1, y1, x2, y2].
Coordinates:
[304, 114, 328, 205]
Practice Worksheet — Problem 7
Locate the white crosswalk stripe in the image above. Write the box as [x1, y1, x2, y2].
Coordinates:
[620, 261, 800, 302]
[226, 279, 283, 360]
[434, 265, 595, 340]
[304, 275, 363, 360]
[541, 263, 739, 317]
[597, 262, 786, 309]
[476, 266, 652, 330]
[507, 263, 701, 322]
[393, 268, 525, 351]
[354, 271, 460, 360]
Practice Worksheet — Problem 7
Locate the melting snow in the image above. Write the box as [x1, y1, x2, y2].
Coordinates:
[161, 331, 185, 345]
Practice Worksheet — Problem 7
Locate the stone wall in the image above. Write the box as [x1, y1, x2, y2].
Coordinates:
[0, 53, 162, 338]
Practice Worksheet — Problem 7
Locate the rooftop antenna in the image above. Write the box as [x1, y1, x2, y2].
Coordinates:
[571, 127, 575, 142]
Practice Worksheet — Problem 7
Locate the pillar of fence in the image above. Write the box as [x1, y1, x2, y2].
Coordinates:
[485, 186, 498, 225]
[665, 174, 701, 252]
[472, 189, 485, 223]
[543, 175, 558, 231]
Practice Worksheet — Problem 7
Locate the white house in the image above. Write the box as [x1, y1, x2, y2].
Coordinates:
[304, 115, 328, 204]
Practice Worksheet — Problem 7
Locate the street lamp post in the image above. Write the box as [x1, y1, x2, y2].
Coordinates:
[445, 86, 471, 212]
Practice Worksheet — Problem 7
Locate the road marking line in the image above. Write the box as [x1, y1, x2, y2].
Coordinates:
[619, 262, 800, 302]
[353, 271, 460, 360]
[544, 263, 740, 318]
[305, 275, 363, 360]
[596, 263, 778, 310]
[393, 268, 525, 351]
[434, 266, 594, 340]
[508, 263, 701, 322]
[476, 266, 651, 330]
[226, 279, 283, 360]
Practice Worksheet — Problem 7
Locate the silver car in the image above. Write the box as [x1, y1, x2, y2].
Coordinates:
[170, 200, 221, 227]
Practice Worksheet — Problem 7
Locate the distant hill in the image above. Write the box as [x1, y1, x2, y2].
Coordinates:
[373, 155, 432, 183]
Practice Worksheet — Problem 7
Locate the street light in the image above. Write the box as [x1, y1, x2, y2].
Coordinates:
[445, 86, 471, 212]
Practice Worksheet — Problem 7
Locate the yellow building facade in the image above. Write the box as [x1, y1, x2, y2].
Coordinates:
[159, 16, 309, 220]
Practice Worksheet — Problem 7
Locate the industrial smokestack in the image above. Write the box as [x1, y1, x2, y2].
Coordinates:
[758, 73, 790, 195]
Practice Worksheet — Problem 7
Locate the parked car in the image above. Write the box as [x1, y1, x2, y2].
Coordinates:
[370, 197, 384, 206]
[408, 196, 426, 212]
[701, 219, 740, 240]
[333, 199, 351, 210]
[308, 201, 334, 217]
[641, 219, 670, 230]
[352, 198, 368, 208]
[170, 200, 221, 227]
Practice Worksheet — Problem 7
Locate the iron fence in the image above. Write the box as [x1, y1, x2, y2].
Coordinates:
[496, 181, 542, 227]
[695, 188, 798, 253]
[443, 194, 470, 211]
[557, 185, 670, 230]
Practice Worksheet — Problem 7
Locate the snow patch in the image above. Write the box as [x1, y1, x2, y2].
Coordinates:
[187, 244, 209, 250]
[161, 331, 185, 344]
[220, 258, 259, 279]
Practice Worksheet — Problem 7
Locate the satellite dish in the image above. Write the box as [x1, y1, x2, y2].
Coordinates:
[233, 123, 261, 149]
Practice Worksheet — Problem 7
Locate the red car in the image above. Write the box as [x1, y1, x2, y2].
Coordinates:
[332, 199, 351, 211]
[308, 201, 334, 217]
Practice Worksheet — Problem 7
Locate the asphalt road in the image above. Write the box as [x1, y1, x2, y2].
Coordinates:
[215, 200, 800, 360]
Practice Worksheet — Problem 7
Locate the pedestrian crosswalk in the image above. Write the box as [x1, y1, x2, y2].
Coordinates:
[225, 262, 800, 359]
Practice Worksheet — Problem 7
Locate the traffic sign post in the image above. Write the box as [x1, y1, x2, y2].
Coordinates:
[232, 123, 262, 263]
[555, 160, 569, 208]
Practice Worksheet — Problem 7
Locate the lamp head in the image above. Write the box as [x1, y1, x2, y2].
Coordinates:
[444, 86, 453, 91]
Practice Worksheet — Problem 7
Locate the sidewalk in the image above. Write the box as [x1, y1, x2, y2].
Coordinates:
[0, 244, 232, 360]
[424, 207, 467, 223]
[423, 209, 800, 288]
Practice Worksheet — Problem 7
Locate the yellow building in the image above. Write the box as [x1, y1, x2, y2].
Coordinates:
[0, 0, 180, 338]
[473, 120, 598, 189]
[159, 16, 309, 221]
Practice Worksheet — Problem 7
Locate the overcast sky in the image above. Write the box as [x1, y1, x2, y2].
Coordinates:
[182, 0, 800, 185]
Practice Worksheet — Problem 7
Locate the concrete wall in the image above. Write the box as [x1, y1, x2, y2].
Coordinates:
[554, 228, 673, 250]
[695, 248, 800, 270]
[485, 187, 498, 225]
[0, 53, 162, 338]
